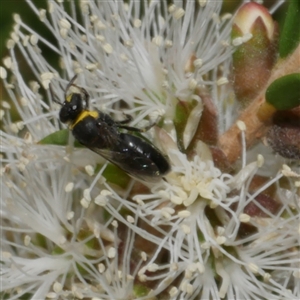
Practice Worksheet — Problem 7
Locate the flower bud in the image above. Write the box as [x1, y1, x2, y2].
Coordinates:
[231, 2, 278, 107]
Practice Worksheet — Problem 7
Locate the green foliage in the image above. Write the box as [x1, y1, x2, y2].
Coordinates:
[266, 73, 300, 110]
[279, 0, 300, 58]
[133, 284, 151, 297]
[39, 129, 82, 147]
[101, 164, 130, 188]
[174, 100, 197, 151]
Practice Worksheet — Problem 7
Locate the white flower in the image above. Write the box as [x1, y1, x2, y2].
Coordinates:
[1, 1, 299, 300]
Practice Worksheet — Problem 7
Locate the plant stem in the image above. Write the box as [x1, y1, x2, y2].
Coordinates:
[219, 45, 300, 163]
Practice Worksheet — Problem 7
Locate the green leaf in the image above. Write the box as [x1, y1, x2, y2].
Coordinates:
[174, 100, 197, 151]
[266, 73, 300, 110]
[39, 129, 82, 147]
[39, 129, 69, 145]
[101, 164, 130, 188]
[133, 284, 150, 297]
[279, 0, 300, 58]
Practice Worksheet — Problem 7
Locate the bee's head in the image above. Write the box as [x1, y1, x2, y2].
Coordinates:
[59, 93, 84, 123]
[50, 75, 90, 124]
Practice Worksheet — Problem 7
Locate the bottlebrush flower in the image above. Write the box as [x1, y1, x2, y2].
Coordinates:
[1, 1, 299, 300]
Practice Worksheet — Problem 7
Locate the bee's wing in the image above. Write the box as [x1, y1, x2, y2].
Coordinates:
[87, 144, 161, 182]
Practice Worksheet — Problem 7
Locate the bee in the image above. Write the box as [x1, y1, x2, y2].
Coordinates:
[50, 75, 170, 182]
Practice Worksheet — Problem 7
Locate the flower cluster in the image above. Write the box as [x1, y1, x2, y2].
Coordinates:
[1, 1, 299, 300]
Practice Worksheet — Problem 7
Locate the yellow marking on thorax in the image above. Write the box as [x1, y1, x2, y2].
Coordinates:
[70, 110, 99, 129]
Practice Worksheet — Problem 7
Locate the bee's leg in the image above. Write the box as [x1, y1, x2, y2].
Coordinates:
[117, 116, 161, 133]
[115, 113, 133, 125]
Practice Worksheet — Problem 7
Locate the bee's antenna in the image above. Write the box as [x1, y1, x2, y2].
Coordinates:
[49, 82, 62, 106]
[64, 74, 90, 109]
[65, 74, 78, 98]
[80, 87, 90, 109]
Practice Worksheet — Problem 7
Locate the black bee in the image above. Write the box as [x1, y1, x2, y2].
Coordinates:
[50, 75, 170, 182]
